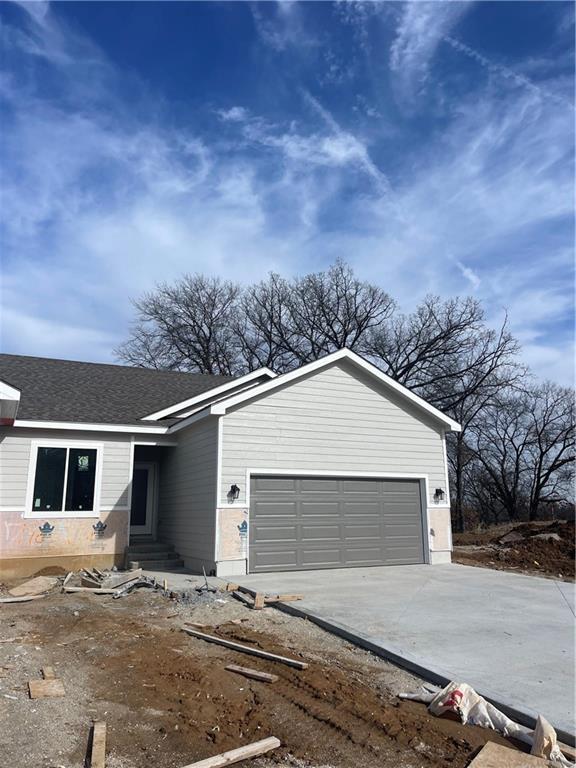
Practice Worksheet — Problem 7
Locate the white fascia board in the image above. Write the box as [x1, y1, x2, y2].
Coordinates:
[0, 380, 21, 400]
[210, 348, 462, 432]
[166, 406, 213, 433]
[12, 419, 169, 435]
[141, 367, 277, 421]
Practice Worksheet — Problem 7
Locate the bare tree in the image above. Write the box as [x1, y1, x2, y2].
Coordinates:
[116, 274, 242, 374]
[465, 383, 575, 523]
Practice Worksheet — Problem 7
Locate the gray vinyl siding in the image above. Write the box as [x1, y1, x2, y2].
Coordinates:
[157, 416, 218, 570]
[0, 427, 132, 510]
[220, 360, 447, 506]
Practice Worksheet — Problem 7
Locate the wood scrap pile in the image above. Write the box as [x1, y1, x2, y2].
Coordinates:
[63, 568, 162, 598]
[224, 583, 303, 610]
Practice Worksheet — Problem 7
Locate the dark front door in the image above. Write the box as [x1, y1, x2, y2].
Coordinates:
[130, 462, 156, 536]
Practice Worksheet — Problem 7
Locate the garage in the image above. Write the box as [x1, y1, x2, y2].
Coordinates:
[249, 475, 426, 573]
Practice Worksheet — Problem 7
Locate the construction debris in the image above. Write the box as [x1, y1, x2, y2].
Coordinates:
[401, 682, 573, 767]
[89, 721, 106, 768]
[180, 736, 280, 768]
[467, 741, 548, 767]
[28, 668, 65, 699]
[230, 585, 303, 610]
[8, 576, 59, 597]
[224, 664, 279, 683]
[182, 626, 308, 669]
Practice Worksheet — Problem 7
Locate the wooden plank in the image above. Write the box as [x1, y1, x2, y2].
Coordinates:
[42, 667, 56, 680]
[264, 594, 303, 603]
[225, 664, 278, 683]
[92, 568, 106, 578]
[29, 678, 65, 698]
[559, 742, 576, 761]
[90, 721, 106, 768]
[62, 572, 74, 587]
[64, 586, 119, 595]
[81, 576, 103, 589]
[253, 593, 265, 610]
[232, 591, 254, 608]
[0, 594, 47, 603]
[103, 569, 142, 589]
[182, 627, 308, 670]
[467, 742, 546, 767]
[180, 736, 280, 768]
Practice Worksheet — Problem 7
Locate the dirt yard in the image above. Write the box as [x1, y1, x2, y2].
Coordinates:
[0, 580, 532, 768]
[452, 520, 575, 581]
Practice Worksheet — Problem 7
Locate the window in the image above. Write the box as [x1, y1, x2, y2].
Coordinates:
[29, 444, 100, 515]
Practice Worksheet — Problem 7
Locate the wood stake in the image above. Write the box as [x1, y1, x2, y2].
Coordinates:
[225, 664, 278, 683]
[225, 582, 239, 592]
[62, 572, 74, 587]
[42, 667, 56, 680]
[253, 593, 265, 610]
[90, 721, 106, 768]
[182, 627, 308, 669]
[179, 736, 280, 768]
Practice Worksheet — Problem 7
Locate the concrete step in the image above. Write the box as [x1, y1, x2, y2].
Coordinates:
[126, 549, 176, 562]
[126, 542, 175, 554]
[128, 558, 185, 570]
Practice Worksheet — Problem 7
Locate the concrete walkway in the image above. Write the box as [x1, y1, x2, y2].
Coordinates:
[234, 564, 575, 739]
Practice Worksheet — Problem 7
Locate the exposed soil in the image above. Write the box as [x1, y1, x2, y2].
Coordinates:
[453, 520, 574, 581]
[0, 583, 529, 768]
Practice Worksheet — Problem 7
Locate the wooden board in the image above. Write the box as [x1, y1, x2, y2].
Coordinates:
[29, 678, 65, 699]
[467, 742, 547, 767]
[264, 595, 304, 603]
[103, 569, 142, 590]
[0, 594, 47, 603]
[90, 721, 106, 768]
[232, 591, 254, 608]
[64, 586, 119, 595]
[9, 576, 58, 597]
[62, 572, 74, 587]
[81, 576, 104, 589]
[225, 664, 278, 683]
[180, 736, 280, 768]
[182, 627, 308, 669]
[253, 593, 265, 610]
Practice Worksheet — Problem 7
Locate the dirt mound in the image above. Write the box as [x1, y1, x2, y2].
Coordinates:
[453, 521, 574, 580]
[33, 565, 68, 576]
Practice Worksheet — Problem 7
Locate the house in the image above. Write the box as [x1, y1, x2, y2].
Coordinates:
[0, 349, 461, 580]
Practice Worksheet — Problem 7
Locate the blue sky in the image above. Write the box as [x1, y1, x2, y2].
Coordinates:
[1, 1, 574, 383]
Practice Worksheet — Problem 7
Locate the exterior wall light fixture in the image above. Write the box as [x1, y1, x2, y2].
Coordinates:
[227, 484, 240, 503]
[433, 488, 445, 504]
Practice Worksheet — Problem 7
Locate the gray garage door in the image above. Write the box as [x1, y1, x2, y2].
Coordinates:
[249, 475, 425, 573]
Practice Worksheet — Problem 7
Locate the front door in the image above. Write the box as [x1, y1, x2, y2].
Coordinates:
[130, 462, 157, 536]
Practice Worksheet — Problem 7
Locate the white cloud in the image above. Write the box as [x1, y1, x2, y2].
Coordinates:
[0, 1, 573, 386]
[389, 2, 472, 101]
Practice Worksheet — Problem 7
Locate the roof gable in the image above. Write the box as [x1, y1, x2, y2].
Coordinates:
[210, 349, 461, 432]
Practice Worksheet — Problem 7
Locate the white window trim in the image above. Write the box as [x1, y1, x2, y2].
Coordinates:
[24, 439, 104, 519]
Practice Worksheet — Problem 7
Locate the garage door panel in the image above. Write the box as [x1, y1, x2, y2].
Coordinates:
[341, 501, 382, 515]
[300, 478, 340, 493]
[250, 475, 425, 573]
[300, 501, 340, 516]
[252, 526, 298, 543]
[301, 525, 341, 540]
[342, 479, 382, 495]
[343, 524, 381, 539]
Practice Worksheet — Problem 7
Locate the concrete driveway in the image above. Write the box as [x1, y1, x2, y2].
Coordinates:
[234, 564, 575, 739]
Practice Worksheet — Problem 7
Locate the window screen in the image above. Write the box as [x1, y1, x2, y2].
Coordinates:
[65, 449, 97, 511]
[32, 447, 66, 512]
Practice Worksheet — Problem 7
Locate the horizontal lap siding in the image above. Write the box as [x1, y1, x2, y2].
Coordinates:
[0, 428, 132, 510]
[220, 361, 446, 506]
[157, 417, 218, 568]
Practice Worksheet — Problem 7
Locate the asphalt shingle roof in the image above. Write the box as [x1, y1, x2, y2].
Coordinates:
[0, 354, 233, 426]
